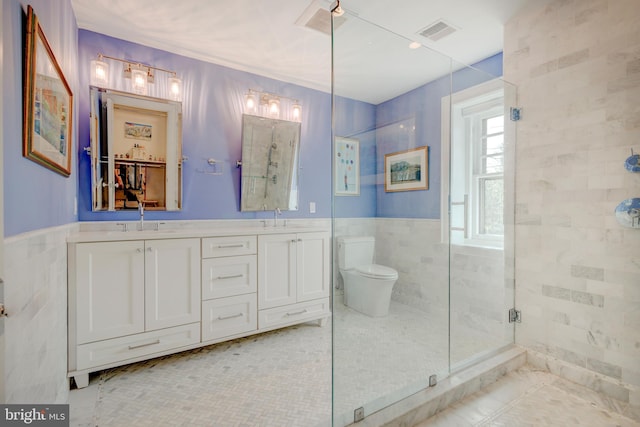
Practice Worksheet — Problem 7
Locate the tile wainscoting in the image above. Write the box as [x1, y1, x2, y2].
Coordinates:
[4, 223, 77, 404]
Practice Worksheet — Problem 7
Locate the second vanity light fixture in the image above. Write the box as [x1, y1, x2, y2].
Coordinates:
[244, 89, 302, 122]
[90, 53, 183, 101]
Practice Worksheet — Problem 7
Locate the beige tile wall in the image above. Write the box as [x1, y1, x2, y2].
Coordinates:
[504, 0, 640, 413]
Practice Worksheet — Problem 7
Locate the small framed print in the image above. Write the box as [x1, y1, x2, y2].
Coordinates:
[334, 137, 360, 196]
[384, 146, 428, 192]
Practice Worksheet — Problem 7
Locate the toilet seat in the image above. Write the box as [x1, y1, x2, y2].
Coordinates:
[354, 264, 398, 279]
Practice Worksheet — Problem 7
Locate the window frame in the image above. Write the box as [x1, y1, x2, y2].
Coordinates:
[441, 79, 506, 249]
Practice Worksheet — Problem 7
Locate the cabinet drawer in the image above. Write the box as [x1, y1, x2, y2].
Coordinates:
[202, 255, 257, 299]
[202, 236, 256, 258]
[202, 294, 257, 341]
[76, 323, 200, 370]
[258, 298, 330, 330]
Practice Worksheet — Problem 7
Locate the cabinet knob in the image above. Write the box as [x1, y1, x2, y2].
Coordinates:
[147, 247, 153, 252]
[136, 248, 143, 253]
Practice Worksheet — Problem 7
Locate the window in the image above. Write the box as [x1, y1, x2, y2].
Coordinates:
[442, 80, 506, 248]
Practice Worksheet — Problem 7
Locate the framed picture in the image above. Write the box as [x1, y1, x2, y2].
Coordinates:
[384, 146, 429, 192]
[23, 5, 73, 176]
[334, 137, 360, 196]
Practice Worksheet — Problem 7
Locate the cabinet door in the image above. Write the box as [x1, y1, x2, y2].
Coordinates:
[145, 238, 201, 331]
[76, 241, 145, 344]
[257, 234, 296, 309]
[296, 232, 331, 302]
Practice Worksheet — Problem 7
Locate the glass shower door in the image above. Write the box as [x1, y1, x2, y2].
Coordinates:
[331, 5, 517, 426]
[331, 9, 453, 426]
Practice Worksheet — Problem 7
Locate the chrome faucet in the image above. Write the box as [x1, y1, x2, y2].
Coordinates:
[138, 203, 144, 230]
[274, 207, 281, 227]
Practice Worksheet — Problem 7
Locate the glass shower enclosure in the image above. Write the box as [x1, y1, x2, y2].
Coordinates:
[331, 6, 517, 425]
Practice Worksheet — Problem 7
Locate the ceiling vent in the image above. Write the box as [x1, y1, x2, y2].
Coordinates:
[296, 0, 346, 36]
[418, 20, 458, 42]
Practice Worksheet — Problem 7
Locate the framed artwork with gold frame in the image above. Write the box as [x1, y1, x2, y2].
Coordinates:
[384, 146, 428, 192]
[23, 5, 73, 176]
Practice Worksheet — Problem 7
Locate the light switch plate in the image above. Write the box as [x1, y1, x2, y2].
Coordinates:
[309, 202, 316, 213]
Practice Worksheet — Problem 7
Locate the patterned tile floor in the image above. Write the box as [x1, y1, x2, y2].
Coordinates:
[415, 366, 640, 427]
[69, 321, 332, 427]
[68, 300, 637, 426]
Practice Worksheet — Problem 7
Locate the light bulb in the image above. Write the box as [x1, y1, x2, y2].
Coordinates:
[268, 98, 280, 117]
[169, 76, 182, 101]
[245, 92, 256, 112]
[292, 103, 302, 121]
[131, 68, 147, 95]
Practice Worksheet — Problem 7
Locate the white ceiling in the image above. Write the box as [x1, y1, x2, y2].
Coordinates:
[71, 0, 539, 104]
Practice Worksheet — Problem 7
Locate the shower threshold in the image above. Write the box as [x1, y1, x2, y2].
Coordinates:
[354, 345, 526, 426]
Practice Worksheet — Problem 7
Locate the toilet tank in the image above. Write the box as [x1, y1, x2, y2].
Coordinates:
[338, 236, 375, 269]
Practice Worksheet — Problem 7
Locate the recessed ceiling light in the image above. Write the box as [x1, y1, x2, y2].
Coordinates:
[409, 41, 422, 49]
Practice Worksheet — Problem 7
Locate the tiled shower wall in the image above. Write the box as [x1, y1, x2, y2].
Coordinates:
[3, 225, 75, 403]
[505, 0, 640, 416]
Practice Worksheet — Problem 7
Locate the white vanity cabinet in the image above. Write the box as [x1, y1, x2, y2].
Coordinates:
[257, 232, 331, 329]
[68, 238, 201, 387]
[68, 226, 331, 389]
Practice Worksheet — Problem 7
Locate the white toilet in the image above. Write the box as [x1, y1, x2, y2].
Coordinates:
[337, 236, 398, 317]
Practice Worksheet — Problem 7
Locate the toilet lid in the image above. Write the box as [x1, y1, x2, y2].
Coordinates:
[355, 264, 398, 279]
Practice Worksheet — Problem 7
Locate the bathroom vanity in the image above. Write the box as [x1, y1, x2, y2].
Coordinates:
[67, 225, 330, 388]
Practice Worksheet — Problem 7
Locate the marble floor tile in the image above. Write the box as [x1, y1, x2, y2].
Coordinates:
[67, 301, 634, 427]
[415, 366, 640, 427]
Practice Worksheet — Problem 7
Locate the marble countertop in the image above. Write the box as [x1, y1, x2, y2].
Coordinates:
[68, 220, 330, 243]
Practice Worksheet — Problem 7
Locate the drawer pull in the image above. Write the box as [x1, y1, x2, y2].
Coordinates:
[216, 274, 243, 280]
[217, 313, 244, 320]
[216, 244, 244, 249]
[128, 339, 160, 350]
[285, 309, 308, 317]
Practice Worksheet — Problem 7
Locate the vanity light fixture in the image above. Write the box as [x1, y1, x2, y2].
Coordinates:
[90, 53, 182, 101]
[244, 89, 302, 122]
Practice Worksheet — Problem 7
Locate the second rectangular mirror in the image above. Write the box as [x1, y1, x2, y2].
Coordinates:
[240, 114, 300, 212]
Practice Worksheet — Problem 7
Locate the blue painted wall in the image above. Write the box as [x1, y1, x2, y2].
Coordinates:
[333, 96, 377, 218]
[3, 0, 79, 237]
[77, 30, 333, 223]
[375, 53, 503, 219]
[3, 4, 503, 237]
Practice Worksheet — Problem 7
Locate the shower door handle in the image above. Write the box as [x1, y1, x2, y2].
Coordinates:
[450, 194, 469, 238]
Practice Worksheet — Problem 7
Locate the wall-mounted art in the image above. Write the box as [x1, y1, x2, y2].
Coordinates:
[384, 146, 428, 192]
[334, 137, 360, 196]
[23, 5, 73, 176]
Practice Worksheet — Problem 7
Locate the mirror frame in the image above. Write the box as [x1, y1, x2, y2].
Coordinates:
[89, 87, 182, 211]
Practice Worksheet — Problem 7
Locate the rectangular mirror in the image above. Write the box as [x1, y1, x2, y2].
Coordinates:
[240, 114, 300, 212]
[89, 86, 182, 211]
